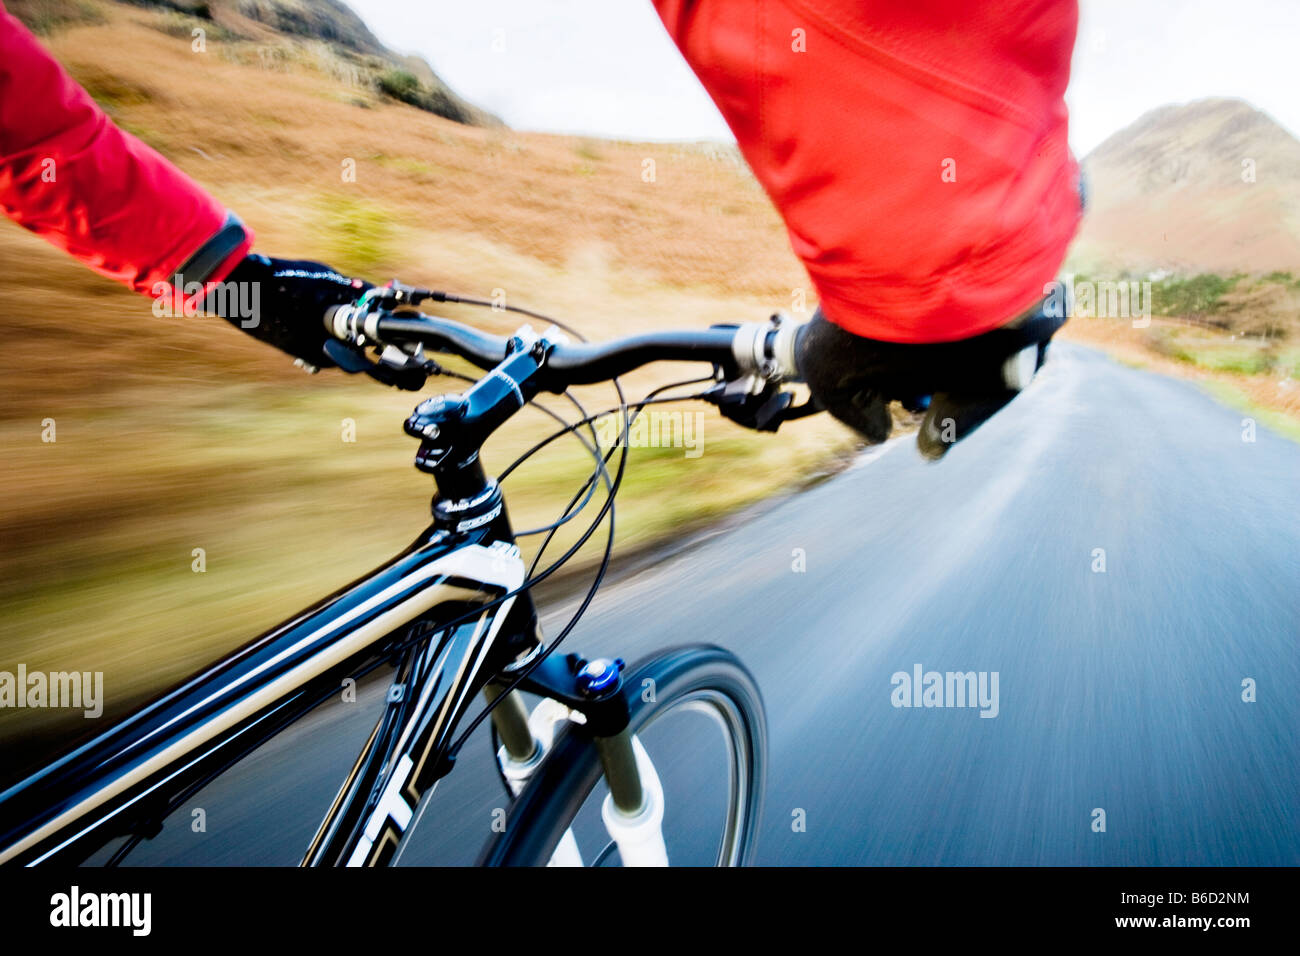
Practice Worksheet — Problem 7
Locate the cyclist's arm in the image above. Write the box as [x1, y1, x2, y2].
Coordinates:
[0, 2, 252, 297]
[650, 0, 1080, 344]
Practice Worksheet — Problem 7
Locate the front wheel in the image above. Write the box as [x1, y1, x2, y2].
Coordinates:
[477, 645, 767, 866]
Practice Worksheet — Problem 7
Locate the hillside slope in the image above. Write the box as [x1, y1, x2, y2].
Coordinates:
[9, 0, 502, 125]
[1071, 98, 1300, 275]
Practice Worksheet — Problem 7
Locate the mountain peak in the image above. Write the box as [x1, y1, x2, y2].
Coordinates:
[1086, 97, 1298, 168]
[1071, 98, 1300, 274]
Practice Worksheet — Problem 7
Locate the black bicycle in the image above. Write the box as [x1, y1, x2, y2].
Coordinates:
[0, 283, 818, 866]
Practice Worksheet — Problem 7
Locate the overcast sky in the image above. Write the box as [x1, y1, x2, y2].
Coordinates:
[350, 0, 1300, 156]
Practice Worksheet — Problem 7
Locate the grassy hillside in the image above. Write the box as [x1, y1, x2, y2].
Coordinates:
[9, 0, 502, 125]
[0, 1, 858, 755]
[1058, 269, 1300, 434]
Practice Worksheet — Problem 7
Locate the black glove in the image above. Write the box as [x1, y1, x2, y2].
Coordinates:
[207, 253, 371, 369]
[794, 301, 1065, 460]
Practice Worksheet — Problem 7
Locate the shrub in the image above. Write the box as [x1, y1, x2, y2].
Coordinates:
[375, 69, 473, 124]
[376, 69, 421, 106]
[1151, 273, 1237, 318]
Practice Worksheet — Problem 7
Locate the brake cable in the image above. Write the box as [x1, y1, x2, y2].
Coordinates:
[329, 286, 740, 776]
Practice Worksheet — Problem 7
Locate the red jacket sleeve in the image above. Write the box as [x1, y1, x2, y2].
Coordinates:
[652, 0, 1082, 344]
[0, 2, 252, 296]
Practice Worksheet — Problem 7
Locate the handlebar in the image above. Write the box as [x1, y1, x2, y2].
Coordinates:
[323, 292, 815, 432]
[326, 302, 802, 388]
[365, 313, 511, 370]
[383, 318, 745, 384]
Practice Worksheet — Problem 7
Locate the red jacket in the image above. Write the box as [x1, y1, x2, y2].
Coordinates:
[653, 0, 1082, 343]
[0, 1, 250, 299]
[2, 1, 1078, 344]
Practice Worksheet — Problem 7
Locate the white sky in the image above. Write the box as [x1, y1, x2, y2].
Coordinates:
[350, 0, 1300, 156]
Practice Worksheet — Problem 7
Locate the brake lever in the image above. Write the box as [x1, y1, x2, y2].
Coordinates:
[702, 378, 819, 432]
[322, 338, 430, 391]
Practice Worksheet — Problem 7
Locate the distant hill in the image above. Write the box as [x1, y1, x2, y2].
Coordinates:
[230, 0, 391, 57]
[9, 0, 501, 126]
[1071, 98, 1300, 275]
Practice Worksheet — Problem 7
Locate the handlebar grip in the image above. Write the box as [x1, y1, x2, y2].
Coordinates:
[323, 304, 348, 340]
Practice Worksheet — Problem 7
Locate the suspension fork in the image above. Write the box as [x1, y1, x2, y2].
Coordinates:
[426, 447, 664, 861]
[486, 653, 668, 866]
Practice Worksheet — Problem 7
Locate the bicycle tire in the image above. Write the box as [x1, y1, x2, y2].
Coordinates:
[477, 644, 767, 866]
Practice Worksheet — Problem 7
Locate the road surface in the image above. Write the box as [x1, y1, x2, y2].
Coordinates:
[117, 344, 1300, 865]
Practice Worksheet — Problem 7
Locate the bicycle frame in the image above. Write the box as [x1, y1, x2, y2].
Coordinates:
[0, 509, 540, 867]
[0, 309, 765, 867]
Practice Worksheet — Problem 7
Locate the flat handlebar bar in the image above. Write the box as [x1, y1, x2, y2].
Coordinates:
[328, 305, 801, 388]
[324, 299, 814, 432]
[378, 315, 742, 384]
[369, 314, 511, 370]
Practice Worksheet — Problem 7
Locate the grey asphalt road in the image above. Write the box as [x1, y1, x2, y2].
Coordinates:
[119, 344, 1300, 866]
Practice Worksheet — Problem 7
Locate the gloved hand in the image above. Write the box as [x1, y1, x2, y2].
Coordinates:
[207, 253, 371, 369]
[794, 301, 1065, 460]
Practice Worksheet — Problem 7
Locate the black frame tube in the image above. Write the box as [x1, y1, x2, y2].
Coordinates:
[0, 514, 536, 867]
